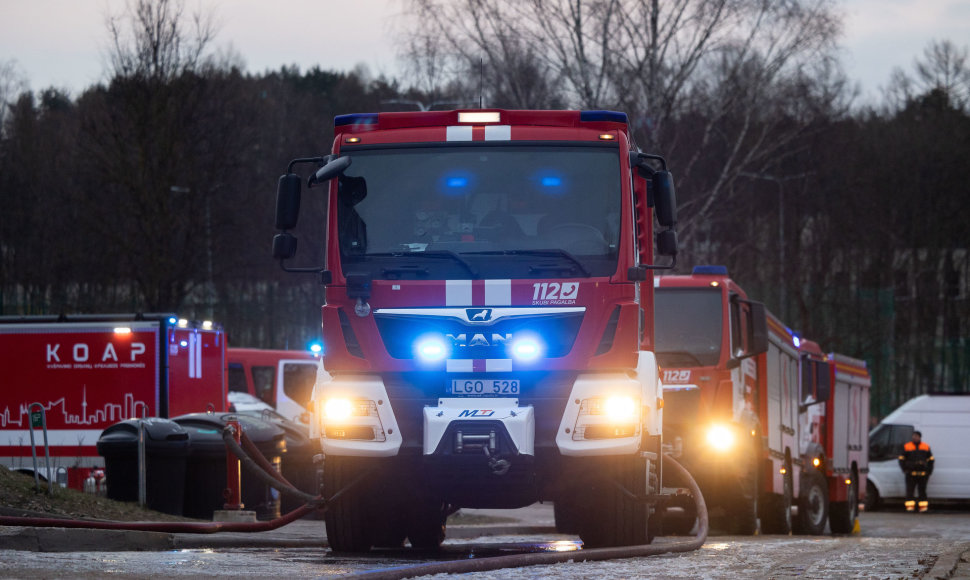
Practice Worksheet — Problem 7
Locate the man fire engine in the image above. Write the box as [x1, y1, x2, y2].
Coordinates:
[655, 267, 870, 535]
[272, 109, 677, 551]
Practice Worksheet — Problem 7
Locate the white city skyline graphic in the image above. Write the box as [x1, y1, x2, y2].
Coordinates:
[0, 386, 151, 429]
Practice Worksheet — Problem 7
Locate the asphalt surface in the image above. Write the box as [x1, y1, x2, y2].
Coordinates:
[2, 504, 970, 579]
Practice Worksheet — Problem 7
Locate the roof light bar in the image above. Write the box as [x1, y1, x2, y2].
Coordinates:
[458, 111, 501, 124]
[334, 113, 378, 127]
[580, 110, 628, 123]
[692, 265, 729, 276]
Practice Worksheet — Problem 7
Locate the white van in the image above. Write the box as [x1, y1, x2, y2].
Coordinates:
[866, 394, 970, 508]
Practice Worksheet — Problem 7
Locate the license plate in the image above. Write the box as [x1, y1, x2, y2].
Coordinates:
[449, 379, 521, 396]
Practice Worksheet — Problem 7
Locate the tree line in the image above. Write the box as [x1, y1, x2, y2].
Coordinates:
[1, 0, 968, 418]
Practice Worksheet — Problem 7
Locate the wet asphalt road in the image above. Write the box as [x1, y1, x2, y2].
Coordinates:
[1, 505, 969, 578]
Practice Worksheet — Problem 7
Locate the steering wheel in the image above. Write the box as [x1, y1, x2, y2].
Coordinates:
[545, 223, 609, 254]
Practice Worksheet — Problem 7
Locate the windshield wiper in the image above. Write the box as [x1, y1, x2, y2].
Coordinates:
[366, 250, 478, 278]
[655, 350, 705, 367]
[462, 249, 591, 277]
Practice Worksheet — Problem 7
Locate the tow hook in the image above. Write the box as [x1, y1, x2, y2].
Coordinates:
[483, 446, 511, 476]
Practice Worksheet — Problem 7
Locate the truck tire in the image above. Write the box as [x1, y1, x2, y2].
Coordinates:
[579, 457, 654, 548]
[554, 498, 582, 535]
[729, 470, 760, 535]
[323, 456, 374, 552]
[406, 498, 447, 550]
[795, 469, 829, 535]
[760, 467, 793, 534]
[661, 493, 697, 535]
[829, 468, 859, 534]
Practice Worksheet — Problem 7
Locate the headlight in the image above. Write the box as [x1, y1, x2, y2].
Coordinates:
[324, 398, 354, 421]
[706, 424, 735, 452]
[604, 396, 637, 421]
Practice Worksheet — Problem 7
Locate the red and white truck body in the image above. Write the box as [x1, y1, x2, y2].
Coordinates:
[0, 314, 226, 489]
[655, 267, 870, 535]
[272, 109, 679, 550]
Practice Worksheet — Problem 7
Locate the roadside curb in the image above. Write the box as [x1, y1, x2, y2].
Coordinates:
[925, 542, 970, 579]
[1, 523, 558, 552]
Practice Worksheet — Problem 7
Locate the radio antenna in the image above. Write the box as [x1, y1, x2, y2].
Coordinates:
[479, 57, 484, 108]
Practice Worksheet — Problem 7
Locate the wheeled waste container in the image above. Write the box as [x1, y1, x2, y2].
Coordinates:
[96, 418, 190, 516]
[172, 413, 286, 520]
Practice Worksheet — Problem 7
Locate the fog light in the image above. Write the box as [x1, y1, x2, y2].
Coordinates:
[706, 424, 735, 452]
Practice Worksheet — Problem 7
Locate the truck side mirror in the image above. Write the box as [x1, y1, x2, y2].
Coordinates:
[273, 232, 297, 260]
[276, 173, 302, 230]
[748, 301, 768, 356]
[656, 229, 678, 257]
[652, 171, 677, 227]
[308, 155, 352, 188]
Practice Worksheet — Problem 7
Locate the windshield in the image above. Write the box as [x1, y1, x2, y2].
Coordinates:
[336, 144, 621, 279]
[654, 288, 723, 367]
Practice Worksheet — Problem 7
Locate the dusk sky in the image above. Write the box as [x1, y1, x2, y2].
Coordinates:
[1, 0, 968, 104]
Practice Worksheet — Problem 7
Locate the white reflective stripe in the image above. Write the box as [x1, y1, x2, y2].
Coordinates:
[446, 360, 474, 372]
[1, 430, 104, 446]
[484, 125, 511, 140]
[485, 359, 513, 372]
[653, 277, 660, 287]
[446, 126, 473, 141]
[484, 279, 511, 305]
[446, 280, 472, 305]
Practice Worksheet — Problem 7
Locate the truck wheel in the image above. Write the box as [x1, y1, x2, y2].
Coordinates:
[729, 470, 760, 535]
[829, 468, 859, 534]
[760, 468, 793, 534]
[795, 469, 829, 535]
[323, 456, 374, 552]
[579, 457, 653, 548]
[554, 498, 582, 535]
[407, 498, 447, 551]
[661, 493, 697, 536]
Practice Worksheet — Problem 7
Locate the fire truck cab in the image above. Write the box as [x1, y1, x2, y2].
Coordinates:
[272, 109, 677, 551]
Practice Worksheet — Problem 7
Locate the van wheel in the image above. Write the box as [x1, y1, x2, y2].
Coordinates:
[864, 479, 881, 512]
[829, 468, 859, 534]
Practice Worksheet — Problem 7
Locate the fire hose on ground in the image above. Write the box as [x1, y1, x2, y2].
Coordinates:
[0, 424, 709, 578]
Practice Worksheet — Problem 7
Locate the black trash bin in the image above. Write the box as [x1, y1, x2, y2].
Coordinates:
[96, 418, 190, 516]
[173, 413, 286, 521]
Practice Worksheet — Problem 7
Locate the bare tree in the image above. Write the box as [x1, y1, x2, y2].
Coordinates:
[105, 0, 217, 81]
[401, 0, 848, 254]
[0, 59, 28, 135]
[886, 39, 970, 113]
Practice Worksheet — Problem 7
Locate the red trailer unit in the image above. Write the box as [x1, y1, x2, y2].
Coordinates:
[0, 314, 226, 488]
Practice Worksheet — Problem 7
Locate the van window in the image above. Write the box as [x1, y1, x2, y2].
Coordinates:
[283, 363, 317, 408]
[227, 363, 247, 393]
[252, 366, 276, 405]
[869, 423, 914, 462]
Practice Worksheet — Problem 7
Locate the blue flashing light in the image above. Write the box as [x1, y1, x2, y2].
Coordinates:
[541, 176, 562, 187]
[580, 110, 628, 124]
[446, 176, 468, 188]
[508, 333, 544, 362]
[179, 340, 188, 348]
[167, 317, 178, 325]
[415, 335, 450, 363]
[692, 265, 729, 276]
[309, 342, 324, 355]
[334, 113, 378, 127]
[793, 335, 802, 348]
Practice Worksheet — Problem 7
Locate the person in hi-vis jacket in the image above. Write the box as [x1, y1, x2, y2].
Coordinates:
[899, 431, 934, 512]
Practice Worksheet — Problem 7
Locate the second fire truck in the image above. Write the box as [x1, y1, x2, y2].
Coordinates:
[655, 266, 870, 535]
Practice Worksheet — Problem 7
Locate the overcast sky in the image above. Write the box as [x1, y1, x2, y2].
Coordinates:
[1, 0, 969, 104]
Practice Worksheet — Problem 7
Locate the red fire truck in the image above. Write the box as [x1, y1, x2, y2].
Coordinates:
[0, 314, 226, 489]
[272, 109, 679, 550]
[226, 348, 321, 423]
[655, 266, 870, 535]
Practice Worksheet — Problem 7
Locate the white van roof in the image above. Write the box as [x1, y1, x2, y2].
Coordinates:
[882, 393, 970, 424]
